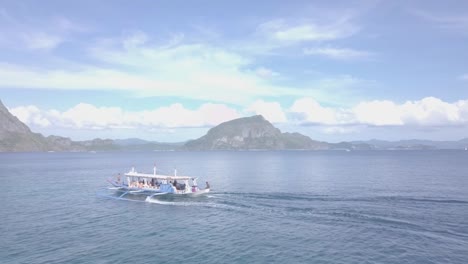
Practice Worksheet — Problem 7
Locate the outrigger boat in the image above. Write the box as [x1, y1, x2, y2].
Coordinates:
[107, 166, 210, 201]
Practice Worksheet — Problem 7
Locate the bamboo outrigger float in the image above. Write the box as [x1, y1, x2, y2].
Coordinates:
[107, 166, 210, 201]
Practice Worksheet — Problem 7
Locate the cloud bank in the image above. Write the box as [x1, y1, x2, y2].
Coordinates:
[10, 102, 241, 130]
[10, 97, 468, 133]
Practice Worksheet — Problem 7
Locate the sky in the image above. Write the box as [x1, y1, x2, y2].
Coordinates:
[1, 0, 468, 142]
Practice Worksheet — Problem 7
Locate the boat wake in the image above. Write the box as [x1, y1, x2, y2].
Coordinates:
[144, 197, 207, 207]
[98, 188, 468, 238]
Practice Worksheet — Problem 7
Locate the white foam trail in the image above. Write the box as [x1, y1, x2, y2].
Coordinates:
[145, 199, 182, 206]
[145, 197, 202, 206]
[144, 197, 237, 210]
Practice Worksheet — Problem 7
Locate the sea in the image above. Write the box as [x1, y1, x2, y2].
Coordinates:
[1, 150, 467, 264]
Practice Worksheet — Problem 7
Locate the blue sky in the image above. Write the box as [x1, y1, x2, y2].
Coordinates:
[1, 0, 468, 142]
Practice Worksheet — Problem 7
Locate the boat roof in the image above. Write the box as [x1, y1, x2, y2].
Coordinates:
[124, 172, 193, 181]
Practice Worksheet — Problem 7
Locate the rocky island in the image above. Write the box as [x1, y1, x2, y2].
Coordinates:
[184, 115, 328, 150]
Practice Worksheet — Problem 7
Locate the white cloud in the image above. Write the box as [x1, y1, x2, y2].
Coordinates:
[289, 97, 343, 125]
[55, 17, 89, 33]
[303, 47, 372, 60]
[246, 100, 286, 123]
[21, 32, 64, 50]
[257, 18, 359, 43]
[1, 31, 344, 104]
[412, 10, 468, 33]
[255, 67, 278, 78]
[399, 97, 463, 126]
[353, 100, 403, 125]
[122, 30, 149, 49]
[289, 96, 468, 129]
[0, 58, 370, 107]
[9, 97, 468, 136]
[0, 11, 84, 51]
[9, 102, 241, 130]
[0, 21, 374, 106]
[0, 35, 259, 103]
[9, 105, 51, 127]
[352, 97, 467, 126]
[57, 103, 126, 129]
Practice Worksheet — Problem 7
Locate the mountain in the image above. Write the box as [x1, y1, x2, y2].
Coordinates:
[2, 99, 467, 152]
[114, 138, 153, 146]
[0, 100, 116, 151]
[351, 139, 468, 150]
[0, 100, 106, 151]
[0, 100, 50, 151]
[0, 100, 186, 152]
[114, 138, 184, 151]
[328, 141, 375, 150]
[184, 115, 328, 150]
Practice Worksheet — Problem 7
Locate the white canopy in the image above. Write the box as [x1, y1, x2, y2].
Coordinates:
[124, 172, 193, 181]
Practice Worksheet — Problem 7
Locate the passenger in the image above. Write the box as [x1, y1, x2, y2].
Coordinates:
[205, 181, 210, 189]
[173, 180, 178, 187]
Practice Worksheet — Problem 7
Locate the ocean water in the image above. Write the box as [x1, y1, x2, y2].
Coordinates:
[1, 150, 468, 263]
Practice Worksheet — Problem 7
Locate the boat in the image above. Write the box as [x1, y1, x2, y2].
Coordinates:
[107, 166, 210, 201]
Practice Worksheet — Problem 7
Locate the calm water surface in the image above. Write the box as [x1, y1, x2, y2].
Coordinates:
[1, 151, 468, 263]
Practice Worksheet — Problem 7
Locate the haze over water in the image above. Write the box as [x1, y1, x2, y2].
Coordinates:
[1, 150, 468, 263]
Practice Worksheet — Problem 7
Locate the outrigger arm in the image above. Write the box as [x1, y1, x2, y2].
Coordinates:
[118, 191, 130, 198]
[145, 192, 169, 202]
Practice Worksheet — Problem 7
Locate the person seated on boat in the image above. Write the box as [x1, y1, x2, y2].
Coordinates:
[205, 181, 210, 189]
[173, 180, 178, 187]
